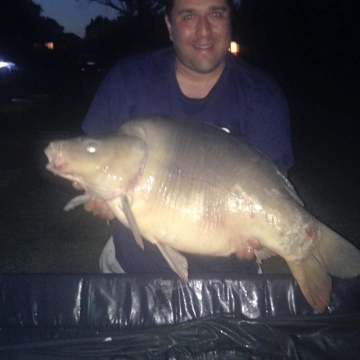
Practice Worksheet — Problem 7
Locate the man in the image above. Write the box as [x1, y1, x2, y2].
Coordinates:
[80, 0, 294, 275]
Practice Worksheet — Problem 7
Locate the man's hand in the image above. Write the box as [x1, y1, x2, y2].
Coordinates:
[73, 183, 115, 220]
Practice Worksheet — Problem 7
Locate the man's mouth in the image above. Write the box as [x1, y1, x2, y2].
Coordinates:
[193, 44, 213, 50]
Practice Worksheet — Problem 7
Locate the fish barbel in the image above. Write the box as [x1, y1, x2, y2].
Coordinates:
[44, 115, 360, 312]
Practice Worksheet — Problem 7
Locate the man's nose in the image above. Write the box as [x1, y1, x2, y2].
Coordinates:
[196, 16, 212, 36]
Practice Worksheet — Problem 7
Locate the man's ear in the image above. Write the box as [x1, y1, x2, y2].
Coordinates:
[164, 15, 173, 42]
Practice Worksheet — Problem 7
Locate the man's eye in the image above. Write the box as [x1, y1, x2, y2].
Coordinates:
[210, 11, 223, 18]
[183, 14, 193, 21]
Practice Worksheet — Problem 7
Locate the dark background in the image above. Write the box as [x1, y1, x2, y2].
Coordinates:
[0, 0, 359, 272]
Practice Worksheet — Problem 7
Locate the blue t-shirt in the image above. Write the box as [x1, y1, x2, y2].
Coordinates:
[82, 47, 294, 276]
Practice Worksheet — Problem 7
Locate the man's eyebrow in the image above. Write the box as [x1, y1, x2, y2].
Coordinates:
[210, 6, 229, 12]
[176, 8, 195, 16]
[176, 6, 229, 15]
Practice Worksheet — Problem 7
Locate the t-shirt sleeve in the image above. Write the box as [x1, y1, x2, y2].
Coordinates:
[246, 88, 294, 172]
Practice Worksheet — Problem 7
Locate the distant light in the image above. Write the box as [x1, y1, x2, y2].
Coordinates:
[45, 42, 54, 50]
[0, 60, 15, 69]
[229, 41, 240, 55]
[221, 127, 230, 133]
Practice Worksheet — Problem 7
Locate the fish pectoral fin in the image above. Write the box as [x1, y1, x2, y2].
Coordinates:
[156, 242, 188, 281]
[64, 194, 92, 211]
[106, 197, 144, 251]
[120, 195, 145, 251]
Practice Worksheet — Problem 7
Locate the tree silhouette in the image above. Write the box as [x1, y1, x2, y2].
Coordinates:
[0, 0, 64, 62]
[1, 0, 42, 52]
[79, 0, 170, 59]
[75, 0, 165, 17]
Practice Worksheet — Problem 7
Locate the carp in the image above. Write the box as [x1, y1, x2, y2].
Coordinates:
[44, 115, 360, 312]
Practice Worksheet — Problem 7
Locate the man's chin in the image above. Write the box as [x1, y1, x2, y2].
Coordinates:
[191, 60, 225, 75]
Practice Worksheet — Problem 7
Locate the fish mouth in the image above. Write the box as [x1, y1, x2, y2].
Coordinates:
[44, 142, 86, 187]
[46, 161, 68, 174]
[44, 143, 69, 174]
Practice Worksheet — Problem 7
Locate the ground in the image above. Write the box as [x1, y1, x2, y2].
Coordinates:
[0, 72, 359, 275]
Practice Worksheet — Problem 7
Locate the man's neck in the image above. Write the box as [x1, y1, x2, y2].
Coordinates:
[175, 60, 225, 99]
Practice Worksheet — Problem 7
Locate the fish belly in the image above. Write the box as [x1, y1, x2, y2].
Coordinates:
[129, 176, 279, 258]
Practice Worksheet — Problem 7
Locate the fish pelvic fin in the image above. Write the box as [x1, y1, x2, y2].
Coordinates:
[156, 242, 189, 281]
[254, 247, 277, 262]
[287, 223, 360, 313]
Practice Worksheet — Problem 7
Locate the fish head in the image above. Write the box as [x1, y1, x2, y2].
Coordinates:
[44, 134, 147, 199]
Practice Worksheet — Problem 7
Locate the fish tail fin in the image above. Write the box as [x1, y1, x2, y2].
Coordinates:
[315, 223, 360, 278]
[287, 224, 360, 313]
[287, 255, 332, 313]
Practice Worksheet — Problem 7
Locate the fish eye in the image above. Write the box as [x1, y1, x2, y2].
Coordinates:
[86, 141, 98, 154]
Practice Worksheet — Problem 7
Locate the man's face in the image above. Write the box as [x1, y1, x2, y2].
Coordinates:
[165, 0, 232, 75]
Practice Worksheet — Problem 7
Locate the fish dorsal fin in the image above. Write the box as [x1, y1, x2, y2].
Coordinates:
[276, 170, 304, 206]
[156, 242, 188, 280]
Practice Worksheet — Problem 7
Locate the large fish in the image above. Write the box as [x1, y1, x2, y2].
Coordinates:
[44, 115, 360, 312]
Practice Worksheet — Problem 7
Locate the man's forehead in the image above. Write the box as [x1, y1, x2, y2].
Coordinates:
[173, 0, 230, 11]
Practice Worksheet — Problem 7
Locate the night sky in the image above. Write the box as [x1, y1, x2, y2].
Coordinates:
[34, 0, 118, 38]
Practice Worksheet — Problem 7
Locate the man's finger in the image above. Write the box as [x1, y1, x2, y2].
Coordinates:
[84, 197, 95, 212]
[72, 182, 84, 190]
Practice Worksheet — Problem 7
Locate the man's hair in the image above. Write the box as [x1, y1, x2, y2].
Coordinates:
[165, 0, 234, 18]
